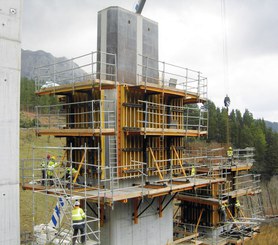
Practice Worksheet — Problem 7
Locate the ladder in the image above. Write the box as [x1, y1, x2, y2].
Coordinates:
[108, 110, 119, 189]
[49, 173, 101, 244]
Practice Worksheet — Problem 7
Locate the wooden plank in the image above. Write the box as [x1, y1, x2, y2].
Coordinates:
[134, 198, 139, 224]
[36, 128, 115, 137]
[176, 194, 220, 206]
[145, 184, 167, 189]
[172, 145, 187, 177]
[149, 147, 164, 180]
[172, 233, 199, 244]
[131, 82, 206, 103]
[73, 151, 86, 183]
[36, 79, 117, 96]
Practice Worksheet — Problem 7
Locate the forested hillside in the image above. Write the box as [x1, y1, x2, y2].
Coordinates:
[20, 77, 278, 180]
[208, 100, 278, 179]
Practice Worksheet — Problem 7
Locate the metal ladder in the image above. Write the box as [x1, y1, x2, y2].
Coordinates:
[50, 172, 101, 244]
[108, 110, 119, 190]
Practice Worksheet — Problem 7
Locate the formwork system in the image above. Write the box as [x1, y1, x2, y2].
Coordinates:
[20, 51, 264, 244]
[174, 147, 265, 244]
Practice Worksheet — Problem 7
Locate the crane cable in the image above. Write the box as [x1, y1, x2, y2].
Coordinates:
[221, 0, 230, 96]
[221, 0, 231, 145]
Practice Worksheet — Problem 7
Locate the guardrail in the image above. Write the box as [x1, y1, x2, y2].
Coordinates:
[137, 54, 208, 101]
[35, 100, 116, 130]
[34, 51, 117, 91]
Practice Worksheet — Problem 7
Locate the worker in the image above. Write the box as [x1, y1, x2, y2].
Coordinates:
[191, 165, 196, 176]
[72, 201, 86, 245]
[235, 199, 241, 217]
[66, 167, 78, 179]
[227, 146, 233, 165]
[219, 203, 227, 222]
[41, 154, 50, 185]
[47, 156, 58, 186]
[65, 166, 78, 188]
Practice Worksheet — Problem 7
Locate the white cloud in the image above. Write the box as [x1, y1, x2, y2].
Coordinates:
[22, 0, 278, 122]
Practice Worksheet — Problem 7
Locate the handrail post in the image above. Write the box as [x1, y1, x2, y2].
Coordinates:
[197, 71, 201, 99]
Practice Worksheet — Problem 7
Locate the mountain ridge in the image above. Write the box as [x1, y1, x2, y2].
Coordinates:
[21, 49, 86, 81]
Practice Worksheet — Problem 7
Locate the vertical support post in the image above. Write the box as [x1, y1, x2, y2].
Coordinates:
[211, 183, 219, 226]
[100, 204, 104, 227]
[197, 71, 200, 99]
[158, 196, 163, 218]
[91, 51, 94, 82]
[100, 92, 106, 180]
[198, 107, 201, 139]
[117, 85, 123, 177]
[134, 198, 139, 224]
[185, 68, 188, 94]
[144, 102, 148, 137]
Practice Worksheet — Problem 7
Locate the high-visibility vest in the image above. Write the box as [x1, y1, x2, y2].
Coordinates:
[72, 207, 85, 224]
[41, 161, 46, 168]
[227, 149, 233, 157]
[47, 160, 57, 177]
[191, 166, 196, 176]
[67, 167, 77, 175]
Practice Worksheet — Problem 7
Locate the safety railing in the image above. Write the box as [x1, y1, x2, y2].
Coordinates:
[21, 145, 102, 245]
[35, 100, 116, 131]
[232, 147, 255, 166]
[137, 54, 208, 101]
[233, 173, 261, 193]
[34, 51, 117, 92]
[175, 222, 230, 245]
[137, 100, 208, 134]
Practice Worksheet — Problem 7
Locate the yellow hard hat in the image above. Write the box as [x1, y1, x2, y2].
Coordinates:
[229, 147, 232, 150]
[51, 156, 56, 160]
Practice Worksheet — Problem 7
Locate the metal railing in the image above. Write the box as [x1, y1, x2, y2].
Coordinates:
[21, 145, 102, 245]
[35, 100, 116, 130]
[137, 54, 208, 101]
[233, 147, 255, 166]
[137, 100, 208, 134]
[34, 51, 117, 91]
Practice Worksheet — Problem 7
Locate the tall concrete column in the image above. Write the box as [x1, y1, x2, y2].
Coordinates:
[0, 0, 22, 244]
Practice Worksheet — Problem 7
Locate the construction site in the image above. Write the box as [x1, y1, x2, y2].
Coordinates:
[18, 2, 266, 245]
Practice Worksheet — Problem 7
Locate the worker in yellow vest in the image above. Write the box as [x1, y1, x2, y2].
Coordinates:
[65, 166, 78, 189]
[41, 154, 50, 185]
[227, 146, 233, 165]
[66, 167, 78, 179]
[47, 156, 58, 185]
[191, 165, 196, 176]
[219, 203, 227, 222]
[72, 201, 86, 245]
[235, 199, 241, 217]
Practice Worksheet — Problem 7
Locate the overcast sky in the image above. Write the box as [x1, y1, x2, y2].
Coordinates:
[22, 0, 278, 122]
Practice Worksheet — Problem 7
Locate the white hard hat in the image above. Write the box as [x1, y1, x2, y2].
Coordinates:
[74, 201, 80, 206]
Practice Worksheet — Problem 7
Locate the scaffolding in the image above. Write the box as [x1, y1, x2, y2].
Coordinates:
[21, 145, 102, 244]
[20, 51, 264, 245]
[174, 147, 264, 244]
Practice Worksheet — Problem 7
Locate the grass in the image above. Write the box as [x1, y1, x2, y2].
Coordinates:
[20, 128, 65, 233]
[245, 222, 278, 245]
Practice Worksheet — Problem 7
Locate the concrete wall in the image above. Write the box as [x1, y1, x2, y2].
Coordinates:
[100, 196, 173, 245]
[97, 6, 158, 85]
[0, 0, 21, 244]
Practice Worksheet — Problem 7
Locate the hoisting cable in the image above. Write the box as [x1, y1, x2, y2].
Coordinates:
[221, 0, 231, 145]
